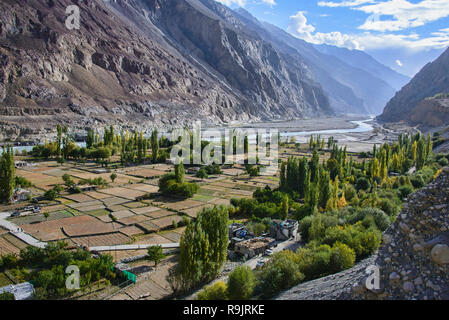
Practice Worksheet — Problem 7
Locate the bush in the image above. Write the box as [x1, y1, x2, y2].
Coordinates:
[257, 251, 304, 298]
[410, 174, 425, 188]
[227, 266, 255, 300]
[197, 281, 228, 300]
[438, 158, 448, 166]
[356, 177, 371, 191]
[329, 242, 356, 274]
[378, 198, 400, 217]
[398, 185, 414, 199]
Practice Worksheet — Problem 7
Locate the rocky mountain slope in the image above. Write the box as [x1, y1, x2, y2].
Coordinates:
[379, 47, 449, 123]
[277, 167, 449, 300]
[0, 0, 333, 141]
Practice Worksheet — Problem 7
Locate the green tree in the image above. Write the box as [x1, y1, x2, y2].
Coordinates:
[178, 206, 229, 289]
[175, 162, 185, 184]
[227, 266, 255, 300]
[147, 246, 166, 267]
[110, 173, 117, 183]
[151, 129, 159, 163]
[0, 145, 16, 203]
[197, 281, 228, 300]
[279, 195, 289, 220]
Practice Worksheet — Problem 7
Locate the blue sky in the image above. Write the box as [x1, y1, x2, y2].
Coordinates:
[216, 0, 449, 77]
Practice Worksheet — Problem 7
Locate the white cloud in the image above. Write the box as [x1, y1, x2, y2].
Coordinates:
[318, 0, 375, 7]
[287, 11, 361, 50]
[215, 0, 276, 7]
[287, 11, 449, 52]
[396, 59, 403, 66]
[320, 0, 449, 32]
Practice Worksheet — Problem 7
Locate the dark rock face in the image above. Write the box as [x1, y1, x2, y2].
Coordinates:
[0, 0, 332, 141]
[378, 47, 449, 123]
[277, 168, 449, 300]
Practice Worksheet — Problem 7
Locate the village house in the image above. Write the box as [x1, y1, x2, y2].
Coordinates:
[270, 219, 299, 241]
[234, 237, 276, 259]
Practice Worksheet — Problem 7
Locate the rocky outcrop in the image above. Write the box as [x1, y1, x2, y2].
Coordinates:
[0, 0, 332, 141]
[409, 98, 449, 129]
[378, 47, 449, 123]
[277, 167, 449, 300]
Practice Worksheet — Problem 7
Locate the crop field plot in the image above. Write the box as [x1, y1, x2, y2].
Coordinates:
[123, 201, 147, 209]
[74, 204, 106, 213]
[151, 215, 183, 230]
[143, 210, 174, 219]
[208, 198, 231, 206]
[40, 168, 71, 177]
[84, 191, 111, 200]
[110, 210, 135, 220]
[62, 219, 122, 237]
[86, 209, 110, 217]
[191, 194, 218, 203]
[0, 226, 8, 236]
[41, 204, 65, 213]
[21, 215, 95, 239]
[68, 200, 103, 210]
[117, 215, 150, 226]
[0, 235, 22, 255]
[107, 205, 128, 212]
[71, 232, 131, 247]
[125, 168, 166, 179]
[119, 226, 144, 237]
[98, 187, 147, 200]
[8, 210, 73, 226]
[159, 231, 182, 243]
[64, 193, 96, 203]
[15, 169, 62, 188]
[135, 233, 176, 245]
[124, 183, 159, 194]
[101, 197, 130, 207]
[182, 204, 214, 218]
[131, 206, 161, 215]
[137, 221, 159, 233]
[155, 199, 204, 212]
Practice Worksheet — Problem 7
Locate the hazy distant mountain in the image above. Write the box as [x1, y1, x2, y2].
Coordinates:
[234, 8, 400, 116]
[313, 44, 410, 91]
[378, 47, 449, 124]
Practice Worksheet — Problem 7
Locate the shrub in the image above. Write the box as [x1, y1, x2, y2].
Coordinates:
[410, 174, 425, 188]
[258, 251, 304, 298]
[329, 242, 356, 274]
[438, 158, 448, 166]
[197, 281, 228, 300]
[378, 198, 400, 217]
[227, 266, 255, 300]
[398, 185, 414, 199]
[356, 177, 371, 191]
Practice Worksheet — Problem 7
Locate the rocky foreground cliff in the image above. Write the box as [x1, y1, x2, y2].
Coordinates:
[0, 0, 333, 141]
[278, 167, 449, 300]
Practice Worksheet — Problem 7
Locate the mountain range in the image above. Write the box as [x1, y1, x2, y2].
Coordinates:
[0, 0, 410, 140]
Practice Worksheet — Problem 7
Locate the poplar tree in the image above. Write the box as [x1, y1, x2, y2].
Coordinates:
[151, 129, 159, 163]
[0, 145, 16, 203]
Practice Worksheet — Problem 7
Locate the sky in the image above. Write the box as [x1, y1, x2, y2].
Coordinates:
[215, 0, 449, 77]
